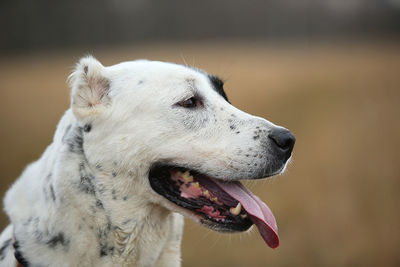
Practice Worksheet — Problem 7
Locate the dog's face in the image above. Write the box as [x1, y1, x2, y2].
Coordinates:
[69, 56, 295, 248]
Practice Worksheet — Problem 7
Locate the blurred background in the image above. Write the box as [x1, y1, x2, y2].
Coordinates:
[1, 0, 400, 266]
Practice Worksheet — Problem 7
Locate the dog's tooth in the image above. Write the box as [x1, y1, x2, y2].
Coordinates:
[211, 197, 218, 202]
[240, 214, 247, 219]
[191, 182, 200, 188]
[181, 171, 194, 182]
[203, 190, 210, 198]
[178, 170, 193, 182]
[230, 203, 242, 215]
[176, 170, 185, 179]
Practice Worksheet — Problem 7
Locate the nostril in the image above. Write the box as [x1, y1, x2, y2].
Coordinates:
[281, 135, 294, 150]
[268, 128, 296, 152]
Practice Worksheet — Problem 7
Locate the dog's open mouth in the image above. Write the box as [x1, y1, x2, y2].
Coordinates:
[148, 164, 279, 248]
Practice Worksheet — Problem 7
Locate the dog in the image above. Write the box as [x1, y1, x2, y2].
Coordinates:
[0, 56, 295, 266]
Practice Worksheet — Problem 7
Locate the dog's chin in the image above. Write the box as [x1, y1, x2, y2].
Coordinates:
[270, 157, 292, 177]
[148, 163, 253, 233]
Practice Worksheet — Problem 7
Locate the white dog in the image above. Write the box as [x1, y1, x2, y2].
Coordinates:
[0, 56, 295, 266]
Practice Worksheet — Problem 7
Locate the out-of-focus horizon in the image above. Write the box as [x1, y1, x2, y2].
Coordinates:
[1, 1, 400, 266]
[1, 0, 400, 52]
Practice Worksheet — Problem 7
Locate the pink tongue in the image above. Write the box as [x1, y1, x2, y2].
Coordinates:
[213, 180, 279, 248]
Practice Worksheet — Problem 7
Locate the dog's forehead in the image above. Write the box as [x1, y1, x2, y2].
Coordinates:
[108, 60, 228, 101]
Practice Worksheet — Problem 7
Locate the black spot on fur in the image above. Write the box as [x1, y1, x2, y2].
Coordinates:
[49, 184, 56, 201]
[83, 124, 91, 132]
[230, 125, 236, 130]
[98, 221, 113, 257]
[208, 75, 229, 102]
[112, 171, 117, 178]
[99, 245, 114, 257]
[123, 196, 128, 201]
[78, 163, 96, 195]
[83, 66, 88, 74]
[62, 125, 84, 153]
[96, 199, 104, 209]
[13, 240, 30, 267]
[236, 131, 240, 134]
[253, 135, 260, 140]
[97, 185, 106, 195]
[100, 246, 108, 257]
[0, 239, 11, 261]
[46, 232, 70, 249]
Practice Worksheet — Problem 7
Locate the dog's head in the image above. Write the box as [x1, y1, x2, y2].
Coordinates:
[68, 56, 295, 248]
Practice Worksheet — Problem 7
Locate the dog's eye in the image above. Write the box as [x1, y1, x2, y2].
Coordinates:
[179, 97, 198, 108]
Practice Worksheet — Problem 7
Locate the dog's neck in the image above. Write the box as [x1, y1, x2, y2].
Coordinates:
[57, 112, 175, 264]
[6, 111, 177, 266]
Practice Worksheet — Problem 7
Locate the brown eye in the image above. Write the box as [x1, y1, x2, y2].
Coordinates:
[180, 97, 197, 108]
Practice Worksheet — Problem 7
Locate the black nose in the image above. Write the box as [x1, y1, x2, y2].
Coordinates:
[268, 128, 295, 159]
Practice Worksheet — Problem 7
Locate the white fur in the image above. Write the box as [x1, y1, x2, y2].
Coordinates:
[0, 56, 290, 266]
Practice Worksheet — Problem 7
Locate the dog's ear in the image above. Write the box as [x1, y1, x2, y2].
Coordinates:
[68, 55, 111, 120]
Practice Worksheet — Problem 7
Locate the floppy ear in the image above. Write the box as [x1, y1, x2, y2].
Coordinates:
[68, 55, 111, 120]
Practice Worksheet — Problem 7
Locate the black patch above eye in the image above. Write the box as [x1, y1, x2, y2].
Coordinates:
[208, 75, 229, 103]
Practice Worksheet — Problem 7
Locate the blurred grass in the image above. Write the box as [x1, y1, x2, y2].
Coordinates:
[0, 40, 399, 266]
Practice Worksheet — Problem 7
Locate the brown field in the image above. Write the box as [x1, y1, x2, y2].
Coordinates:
[1, 40, 399, 266]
